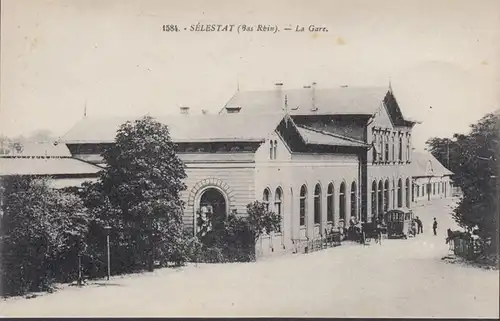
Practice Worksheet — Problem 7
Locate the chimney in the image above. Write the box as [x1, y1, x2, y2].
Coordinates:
[180, 106, 190, 115]
[275, 83, 284, 110]
[201, 109, 208, 115]
[311, 82, 318, 111]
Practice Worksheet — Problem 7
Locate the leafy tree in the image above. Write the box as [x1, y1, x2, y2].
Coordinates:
[246, 201, 282, 242]
[426, 111, 499, 261]
[81, 116, 187, 272]
[0, 176, 90, 296]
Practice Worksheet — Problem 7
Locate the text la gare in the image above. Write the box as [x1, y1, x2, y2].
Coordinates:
[295, 24, 328, 32]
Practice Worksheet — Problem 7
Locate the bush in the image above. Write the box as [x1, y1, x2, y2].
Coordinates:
[0, 176, 90, 297]
[191, 201, 280, 263]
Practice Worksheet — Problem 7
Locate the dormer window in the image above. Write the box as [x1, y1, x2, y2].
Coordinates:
[269, 139, 278, 160]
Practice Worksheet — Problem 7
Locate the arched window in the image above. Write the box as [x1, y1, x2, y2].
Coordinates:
[397, 179, 403, 208]
[269, 140, 274, 159]
[274, 187, 282, 232]
[384, 180, 389, 211]
[371, 181, 377, 217]
[350, 181, 357, 219]
[327, 183, 334, 222]
[406, 178, 410, 207]
[299, 185, 307, 227]
[378, 180, 383, 216]
[339, 182, 346, 221]
[273, 140, 278, 159]
[263, 188, 271, 211]
[314, 184, 321, 224]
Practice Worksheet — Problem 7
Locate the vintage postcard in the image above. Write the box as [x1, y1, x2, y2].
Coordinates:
[0, 0, 499, 318]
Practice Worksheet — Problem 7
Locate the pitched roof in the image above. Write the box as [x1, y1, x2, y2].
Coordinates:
[296, 126, 370, 148]
[61, 113, 286, 144]
[223, 86, 390, 116]
[0, 157, 103, 176]
[411, 151, 453, 177]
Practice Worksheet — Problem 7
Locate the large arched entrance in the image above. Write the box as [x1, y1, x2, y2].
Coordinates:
[197, 188, 227, 233]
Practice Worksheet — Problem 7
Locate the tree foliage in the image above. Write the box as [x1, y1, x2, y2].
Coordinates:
[193, 201, 282, 262]
[246, 201, 282, 241]
[80, 116, 188, 272]
[426, 111, 499, 258]
[0, 176, 90, 296]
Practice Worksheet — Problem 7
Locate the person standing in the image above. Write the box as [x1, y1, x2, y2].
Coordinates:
[416, 216, 423, 234]
[433, 218, 438, 236]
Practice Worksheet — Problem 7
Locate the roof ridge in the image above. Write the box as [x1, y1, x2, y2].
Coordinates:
[236, 85, 388, 92]
[298, 125, 368, 145]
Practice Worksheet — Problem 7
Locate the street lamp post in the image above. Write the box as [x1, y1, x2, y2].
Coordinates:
[104, 225, 111, 281]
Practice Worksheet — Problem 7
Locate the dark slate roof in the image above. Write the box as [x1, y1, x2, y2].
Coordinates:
[0, 156, 103, 176]
[222, 86, 391, 116]
[61, 113, 286, 144]
[411, 151, 453, 177]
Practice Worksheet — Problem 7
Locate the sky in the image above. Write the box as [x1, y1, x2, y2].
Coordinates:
[1, 0, 499, 150]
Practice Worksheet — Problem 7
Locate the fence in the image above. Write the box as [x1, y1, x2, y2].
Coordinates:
[292, 231, 342, 254]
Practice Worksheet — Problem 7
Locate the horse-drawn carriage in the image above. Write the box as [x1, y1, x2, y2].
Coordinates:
[361, 221, 384, 244]
[385, 208, 415, 239]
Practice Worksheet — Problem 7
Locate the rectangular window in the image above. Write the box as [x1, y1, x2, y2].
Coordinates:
[391, 135, 395, 162]
[327, 191, 334, 222]
[339, 194, 345, 220]
[300, 198, 306, 226]
[379, 136, 383, 162]
[398, 135, 403, 161]
[314, 198, 320, 224]
[384, 137, 389, 162]
[406, 136, 410, 162]
[371, 190, 377, 217]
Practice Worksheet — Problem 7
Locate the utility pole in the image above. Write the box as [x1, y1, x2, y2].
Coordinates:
[104, 225, 111, 280]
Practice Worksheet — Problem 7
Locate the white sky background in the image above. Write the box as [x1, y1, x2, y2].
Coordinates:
[1, 0, 499, 150]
